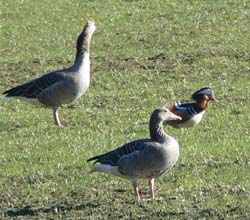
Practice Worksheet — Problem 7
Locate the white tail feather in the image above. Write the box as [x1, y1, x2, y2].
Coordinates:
[1, 96, 40, 105]
[94, 164, 122, 177]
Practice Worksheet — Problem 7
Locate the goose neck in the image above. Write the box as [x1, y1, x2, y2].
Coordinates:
[74, 31, 93, 64]
[149, 121, 169, 142]
[73, 51, 89, 68]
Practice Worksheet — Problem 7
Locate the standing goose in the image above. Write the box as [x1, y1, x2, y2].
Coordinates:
[3, 20, 96, 127]
[166, 87, 217, 128]
[87, 107, 182, 202]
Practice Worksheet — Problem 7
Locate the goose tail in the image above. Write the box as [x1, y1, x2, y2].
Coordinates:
[3, 81, 37, 99]
[90, 163, 122, 176]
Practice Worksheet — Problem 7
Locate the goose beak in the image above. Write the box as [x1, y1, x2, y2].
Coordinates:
[86, 20, 96, 33]
[167, 113, 182, 121]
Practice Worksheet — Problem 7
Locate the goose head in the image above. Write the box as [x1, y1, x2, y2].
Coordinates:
[85, 20, 96, 36]
[76, 20, 96, 52]
[150, 107, 182, 125]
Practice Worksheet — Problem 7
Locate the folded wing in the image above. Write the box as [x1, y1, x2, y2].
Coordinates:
[3, 71, 66, 99]
[87, 139, 151, 166]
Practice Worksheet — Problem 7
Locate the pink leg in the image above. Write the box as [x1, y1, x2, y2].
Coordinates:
[53, 107, 64, 128]
[148, 178, 155, 200]
[132, 181, 141, 202]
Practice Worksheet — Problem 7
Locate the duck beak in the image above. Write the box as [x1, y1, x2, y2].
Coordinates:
[210, 96, 218, 102]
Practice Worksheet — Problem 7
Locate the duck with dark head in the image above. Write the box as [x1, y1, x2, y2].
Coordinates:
[166, 87, 217, 128]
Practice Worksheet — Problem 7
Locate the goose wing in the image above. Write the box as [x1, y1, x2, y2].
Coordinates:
[3, 70, 67, 99]
[87, 139, 152, 166]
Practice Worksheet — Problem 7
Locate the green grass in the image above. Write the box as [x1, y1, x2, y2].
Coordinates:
[1, 0, 250, 219]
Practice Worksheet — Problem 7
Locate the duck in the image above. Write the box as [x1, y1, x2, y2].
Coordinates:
[2, 20, 96, 127]
[87, 107, 182, 202]
[166, 87, 216, 128]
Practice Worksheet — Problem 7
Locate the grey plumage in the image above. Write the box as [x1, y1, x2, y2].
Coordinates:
[3, 20, 96, 127]
[88, 107, 182, 202]
[3, 71, 66, 101]
[87, 139, 147, 166]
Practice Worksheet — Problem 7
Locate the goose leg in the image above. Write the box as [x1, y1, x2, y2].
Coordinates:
[149, 178, 155, 200]
[53, 107, 64, 128]
[132, 180, 141, 202]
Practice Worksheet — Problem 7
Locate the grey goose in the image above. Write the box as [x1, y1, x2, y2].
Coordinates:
[3, 20, 96, 127]
[87, 107, 182, 202]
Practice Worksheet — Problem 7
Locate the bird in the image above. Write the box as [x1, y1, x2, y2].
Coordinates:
[166, 87, 217, 128]
[2, 20, 96, 127]
[87, 107, 182, 202]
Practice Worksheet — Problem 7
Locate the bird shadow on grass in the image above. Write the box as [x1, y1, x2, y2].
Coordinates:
[3, 202, 100, 218]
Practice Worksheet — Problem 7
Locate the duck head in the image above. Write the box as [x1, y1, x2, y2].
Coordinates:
[191, 87, 217, 110]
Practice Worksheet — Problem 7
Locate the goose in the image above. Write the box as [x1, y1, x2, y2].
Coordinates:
[2, 20, 96, 127]
[166, 87, 216, 128]
[87, 107, 182, 202]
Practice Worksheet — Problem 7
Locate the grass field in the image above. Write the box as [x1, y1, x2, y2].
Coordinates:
[1, 0, 250, 219]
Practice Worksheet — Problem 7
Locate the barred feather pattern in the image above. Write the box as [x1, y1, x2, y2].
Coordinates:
[173, 101, 203, 122]
[3, 71, 66, 99]
[87, 139, 151, 166]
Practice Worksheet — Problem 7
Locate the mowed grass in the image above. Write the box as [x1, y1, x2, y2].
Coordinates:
[0, 0, 250, 219]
